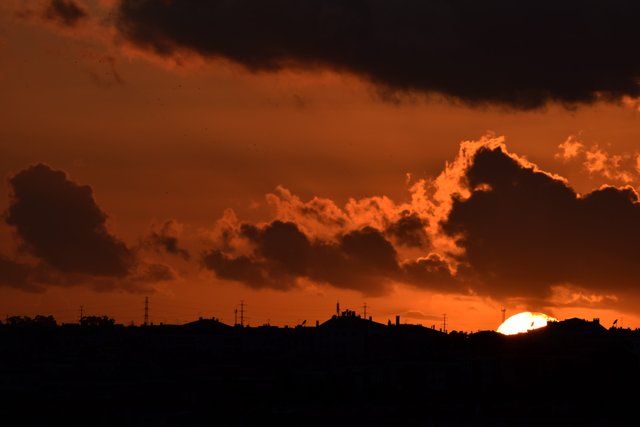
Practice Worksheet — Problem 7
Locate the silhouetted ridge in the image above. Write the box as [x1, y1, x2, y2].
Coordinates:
[1, 313, 639, 426]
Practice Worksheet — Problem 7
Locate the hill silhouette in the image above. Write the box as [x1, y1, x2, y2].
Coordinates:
[0, 312, 638, 426]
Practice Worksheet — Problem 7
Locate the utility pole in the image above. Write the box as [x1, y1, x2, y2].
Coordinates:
[501, 308, 506, 323]
[362, 302, 367, 319]
[442, 314, 447, 333]
[144, 297, 149, 326]
[239, 300, 246, 327]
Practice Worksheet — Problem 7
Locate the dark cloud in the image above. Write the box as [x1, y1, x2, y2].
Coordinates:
[143, 219, 190, 260]
[341, 226, 398, 272]
[401, 254, 458, 291]
[385, 211, 429, 248]
[309, 227, 401, 293]
[43, 0, 88, 27]
[203, 220, 457, 295]
[203, 137, 640, 311]
[116, 0, 640, 109]
[247, 221, 310, 277]
[206, 221, 387, 293]
[203, 251, 287, 290]
[1, 164, 178, 293]
[204, 221, 315, 291]
[5, 163, 133, 277]
[442, 145, 640, 300]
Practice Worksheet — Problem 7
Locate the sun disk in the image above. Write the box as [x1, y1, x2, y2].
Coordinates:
[497, 311, 557, 335]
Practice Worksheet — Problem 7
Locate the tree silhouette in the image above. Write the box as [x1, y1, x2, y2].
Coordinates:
[4, 315, 57, 328]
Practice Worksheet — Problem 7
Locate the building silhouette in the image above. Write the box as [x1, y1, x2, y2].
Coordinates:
[0, 311, 638, 426]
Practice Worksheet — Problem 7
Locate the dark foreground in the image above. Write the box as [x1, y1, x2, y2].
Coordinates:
[1, 315, 639, 426]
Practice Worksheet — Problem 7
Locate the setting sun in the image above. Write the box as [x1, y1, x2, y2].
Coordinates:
[497, 312, 557, 335]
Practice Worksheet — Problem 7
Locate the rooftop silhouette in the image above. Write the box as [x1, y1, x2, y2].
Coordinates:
[1, 310, 639, 426]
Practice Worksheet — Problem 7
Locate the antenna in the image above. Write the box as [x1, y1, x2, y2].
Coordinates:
[362, 302, 367, 319]
[239, 300, 246, 327]
[501, 308, 506, 323]
[442, 313, 447, 333]
[144, 297, 149, 326]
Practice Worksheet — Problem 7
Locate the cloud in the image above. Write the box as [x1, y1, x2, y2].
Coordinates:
[203, 134, 640, 315]
[203, 221, 395, 294]
[203, 177, 459, 294]
[143, 219, 190, 260]
[203, 220, 457, 295]
[7, 142, 638, 312]
[115, 0, 640, 109]
[264, 185, 432, 246]
[442, 143, 640, 302]
[2, 163, 174, 292]
[401, 254, 458, 290]
[384, 211, 429, 248]
[6, 164, 133, 277]
[555, 135, 585, 161]
[264, 186, 348, 240]
[555, 135, 639, 184]
[43, 0, 88, 27]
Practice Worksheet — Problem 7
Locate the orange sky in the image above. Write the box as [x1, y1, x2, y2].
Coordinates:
[2, 1, 640, 331]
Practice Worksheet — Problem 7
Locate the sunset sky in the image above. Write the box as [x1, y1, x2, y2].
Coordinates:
[2, 0, 640, 331]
